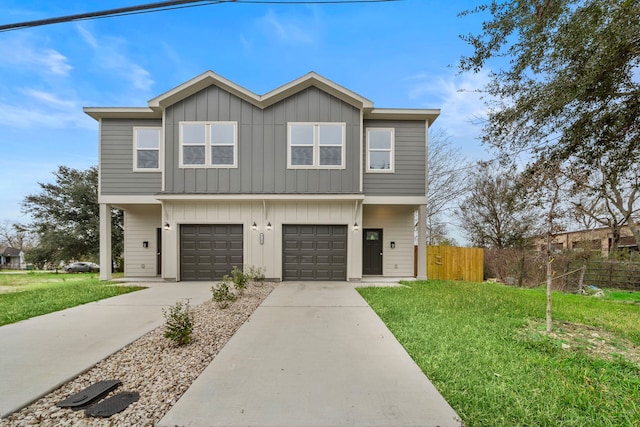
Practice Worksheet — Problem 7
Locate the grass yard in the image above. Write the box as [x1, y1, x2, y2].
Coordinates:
[0, 272, 144, 326]
[358, 281, 640, 427]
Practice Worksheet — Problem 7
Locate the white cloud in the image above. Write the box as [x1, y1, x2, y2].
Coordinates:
[0, 89, 92, 130]
[74, 26, 155, 92]
[0, 38, 72, 77]
[257, 9, 319, 45]
[76, 25, 99, 49]
[22, 88, 77, 110]
[407, 69, 492, 141]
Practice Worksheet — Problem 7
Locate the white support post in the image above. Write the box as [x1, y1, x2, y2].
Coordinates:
[417, 204, 427, 280]
[99, 203, 112, 281]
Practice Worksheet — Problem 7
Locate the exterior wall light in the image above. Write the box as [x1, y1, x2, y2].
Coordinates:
[353, 222, 359, 231]
[266, 222, 272, 231]
[163, 222, 171, 230]
[252, 221, 257, 231]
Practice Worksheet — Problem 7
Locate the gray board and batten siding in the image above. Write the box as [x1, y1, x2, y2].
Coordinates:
[363, 120, 427, 196]
[98, 87, 427, 198]
[164, 85, 361, 195]
[100, 118, 162, 195]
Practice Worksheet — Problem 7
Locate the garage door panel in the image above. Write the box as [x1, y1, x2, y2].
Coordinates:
[282, 224, 347, 281]
[332, 241, 346, 250]
[181, 224, 243, 281]
[316, 255, 330, 264]
[299, 241, 314, 250]
[316, 241, 331, 250]
[229, 256, 243, 265]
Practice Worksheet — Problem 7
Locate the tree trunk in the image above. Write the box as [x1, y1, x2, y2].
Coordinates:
[546, 236, 553, 333]
[578, 262, 586, 293]
[627, 217, 640, 249]
[610, 226, 621, 254]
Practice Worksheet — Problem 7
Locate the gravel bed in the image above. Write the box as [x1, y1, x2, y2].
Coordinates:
[0, 282, 276, 427]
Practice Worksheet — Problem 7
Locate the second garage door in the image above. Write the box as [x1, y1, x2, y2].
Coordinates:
[180, 224, 243, 281]
[282, 225, 347, 281]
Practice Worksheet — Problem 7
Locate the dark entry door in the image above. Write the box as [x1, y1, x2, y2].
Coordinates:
[156, 228, 162, 276]
[363, 229, 383, 275]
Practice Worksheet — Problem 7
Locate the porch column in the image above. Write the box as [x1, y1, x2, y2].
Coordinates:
[417, 204, 427, 280]
[99, 203, 112, 281]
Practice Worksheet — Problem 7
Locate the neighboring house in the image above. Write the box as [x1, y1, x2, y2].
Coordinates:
[0, 246, 25, 269]
[85, 71, 439, 282]
[534, 225, 639, 257]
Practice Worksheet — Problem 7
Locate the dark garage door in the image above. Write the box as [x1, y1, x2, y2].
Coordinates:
[180, 224, 243, 281]
[283, 225, 347, 281]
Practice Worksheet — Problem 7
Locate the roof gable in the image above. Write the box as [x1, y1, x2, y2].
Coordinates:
[147, 70, 374, 111]
[0, 245, 22, 256]
[84, 70, 439, 124]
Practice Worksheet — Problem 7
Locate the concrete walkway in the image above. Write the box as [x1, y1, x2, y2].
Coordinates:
[0, 281, 212, 418]
[159, 282, 461, 427]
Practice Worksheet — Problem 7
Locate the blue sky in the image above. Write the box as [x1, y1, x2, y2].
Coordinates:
[0, 0, 493, 227]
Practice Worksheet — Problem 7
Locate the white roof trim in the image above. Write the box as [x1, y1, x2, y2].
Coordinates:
[155, 193, 366, 201]
[147, 70, 374, 110]
[364, 108, 440, 124]
[84, 107, 161, 121]
[85, 71, 440, 121]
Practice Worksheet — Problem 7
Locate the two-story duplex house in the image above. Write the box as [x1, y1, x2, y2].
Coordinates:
[85, 71, 438, 282]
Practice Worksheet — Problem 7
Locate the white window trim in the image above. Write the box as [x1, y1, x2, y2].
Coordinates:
[287, 122, 346, 169]
[366, 127, 395, 173]
[179, 121, 238, 168]
[133, 127, 162, 172]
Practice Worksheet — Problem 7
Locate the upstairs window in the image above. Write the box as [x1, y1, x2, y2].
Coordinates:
[180, 121, 237, 168]
[366, 128, 394, 173]
[133, 127, 161, 171]
[288, 123, 345, 169]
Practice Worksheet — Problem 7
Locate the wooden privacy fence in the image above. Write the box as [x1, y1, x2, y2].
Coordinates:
[415, 246, 484, 282]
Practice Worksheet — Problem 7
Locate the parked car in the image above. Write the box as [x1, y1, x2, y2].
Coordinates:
[65, 262, 100, 273]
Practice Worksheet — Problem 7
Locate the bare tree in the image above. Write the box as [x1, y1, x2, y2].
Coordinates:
[457, 162, 538, 249]
[427, 128, 470, 244]
[569, 161, 640, 253]
[0, 221, 32, 251]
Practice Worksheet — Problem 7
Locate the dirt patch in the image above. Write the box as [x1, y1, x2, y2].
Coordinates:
[522, 319, 640, 365]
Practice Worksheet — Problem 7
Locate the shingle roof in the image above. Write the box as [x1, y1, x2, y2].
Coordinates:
[0, 245, 22, 256]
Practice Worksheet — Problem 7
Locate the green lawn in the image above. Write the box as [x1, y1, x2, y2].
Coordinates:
[358, 281, 640, 427]
[0, 272, 144, 326]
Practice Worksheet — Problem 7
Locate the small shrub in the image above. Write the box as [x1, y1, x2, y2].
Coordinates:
[231, 266, 249, 293]
[163, 299, 194, 346]
[212, 277, 237, 308]
[246, 265, 266, 283]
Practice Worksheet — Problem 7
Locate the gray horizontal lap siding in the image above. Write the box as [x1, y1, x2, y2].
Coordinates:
[363, 120, 426, 196]
[164, 85, 361, 194]
[100, 119, 162, 195]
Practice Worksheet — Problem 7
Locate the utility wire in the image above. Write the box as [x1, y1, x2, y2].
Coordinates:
[0, 1, 226, 32]
[0, 0, 401, 32]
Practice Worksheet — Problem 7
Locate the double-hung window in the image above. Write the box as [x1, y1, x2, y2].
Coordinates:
[288, 122, 345, 168]
[133, 127, 161, 171]
[179, 121, 237, 168]
[366, 128, 394, 172]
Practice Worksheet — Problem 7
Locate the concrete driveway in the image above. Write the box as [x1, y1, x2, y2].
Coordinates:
[159, 282, 462, 427]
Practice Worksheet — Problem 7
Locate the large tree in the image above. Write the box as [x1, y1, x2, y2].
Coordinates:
[21, 165, 123, 267]
[459, 0, 640, 172]
[457, 162, 538, 248]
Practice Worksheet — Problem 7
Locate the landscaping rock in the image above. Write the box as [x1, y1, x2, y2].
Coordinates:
[0, 282, 276, 427]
